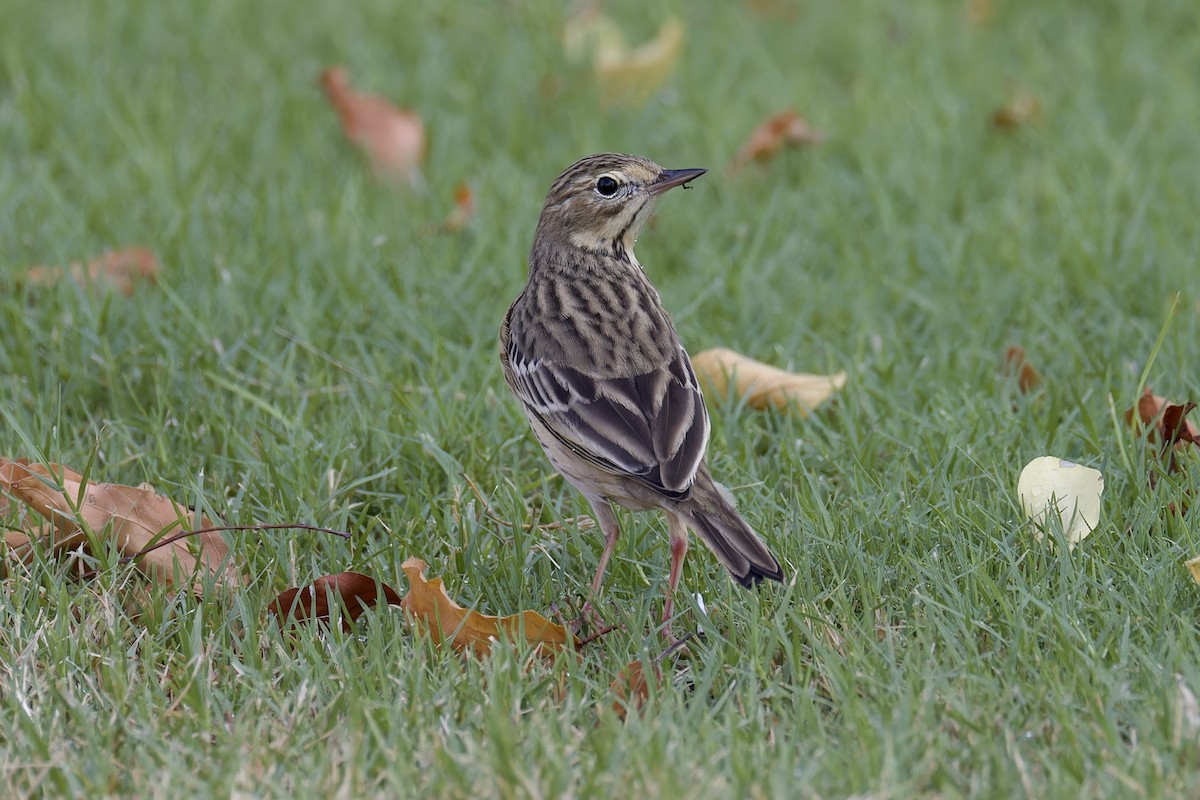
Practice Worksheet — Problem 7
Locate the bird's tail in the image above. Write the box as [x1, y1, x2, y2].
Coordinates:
[676, 469, 784, 588]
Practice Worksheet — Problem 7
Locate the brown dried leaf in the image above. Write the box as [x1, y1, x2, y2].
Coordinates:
[319, 66, 425, 185]
[594, 17, 684, 107]
[964, 0, 994, 27]
[0, 458, 236, 590]
[25, 247, 159, 296]
[1126, 388, 1200, 446]
[611, 659, 658, 721]
[692, 348, 846, 416]
[399, 557, 577, 657]
[992, 90, 1041, 129]
[730, 110, 825, 171]
[268, 571, 403, 632]
[1003, 345, 1042, 393]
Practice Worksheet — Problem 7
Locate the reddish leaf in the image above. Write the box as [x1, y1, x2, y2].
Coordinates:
[729, 110, 824, 171]
[319, 66, 425, 185]
[25, 247, 159, 296]
[1003, 345, 1042, 393]
[268, 571, 403, 631]
[610, 659, 658, 720]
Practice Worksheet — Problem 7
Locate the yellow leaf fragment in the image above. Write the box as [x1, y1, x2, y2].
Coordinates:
[400, 557, 577, 657]
[692, 348, 846, 416]
[1186, 555, 1200, 586]
[575, 15, 683, 106]
[1017, 457, 1104, 547]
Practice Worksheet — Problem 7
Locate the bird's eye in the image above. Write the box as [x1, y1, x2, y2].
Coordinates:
[595, 176, 619, 197]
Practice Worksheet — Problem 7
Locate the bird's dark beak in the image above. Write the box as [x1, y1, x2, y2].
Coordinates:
[649, 168, 707, 195]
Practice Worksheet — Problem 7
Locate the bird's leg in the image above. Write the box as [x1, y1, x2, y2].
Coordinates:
[661, 513, 690, 642]
[580, 500, 621, 630]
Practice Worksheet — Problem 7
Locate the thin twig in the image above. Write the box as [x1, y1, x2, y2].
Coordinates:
[120, 523, 351, 564]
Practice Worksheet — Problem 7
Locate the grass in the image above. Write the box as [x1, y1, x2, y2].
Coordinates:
[2, 0, 1200, 795]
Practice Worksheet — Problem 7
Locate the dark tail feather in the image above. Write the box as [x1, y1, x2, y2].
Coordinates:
[676, 472, 784, 588]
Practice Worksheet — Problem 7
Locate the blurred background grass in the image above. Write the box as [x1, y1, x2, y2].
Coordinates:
[2, 0, 1199, 796]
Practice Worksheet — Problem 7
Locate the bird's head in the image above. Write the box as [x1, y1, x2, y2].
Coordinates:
[534, 153, 706, 259]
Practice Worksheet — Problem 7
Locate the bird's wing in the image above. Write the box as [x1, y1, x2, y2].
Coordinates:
[506, 339, 709, 499]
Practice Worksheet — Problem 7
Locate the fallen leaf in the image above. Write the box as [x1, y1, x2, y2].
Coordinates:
[1003, 345, 1042, 393]
[25, 247, 160, 296]
[992, 90, 1041, 129]
[319, 66, 425, 185]
[0, 458, 236, 590]
[692, 348, 847, 416]
[1186, 556, 1200, 586]
[1017, 456, 1104, 546]
[1125, 387, 1199, 473]
[964, 0, 994, 27]
[611, 659, 657, 720]
[400, 557, 577, 657]
[268, 571, 403, 632]
[729, 110, 825, 171]
[442, 183, 476, 233]
[592, 17, 684, 106]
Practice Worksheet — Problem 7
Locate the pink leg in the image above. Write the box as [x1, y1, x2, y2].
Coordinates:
[661, 513, 689, 640]
[581, 500, 620, 626]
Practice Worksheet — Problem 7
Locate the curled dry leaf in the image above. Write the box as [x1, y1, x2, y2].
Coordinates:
[268, 571, 403, 632]
[992, 90, 1041, 129]
[611, 659, 658, 721]
[729, 110, 825, 171]
[692, 348, 847, 416]
[0, 457, 237, 590]
[1017, 456, 1104, 547]
[584, 16, 684, 106]
[1126, 387, 1199, 475]
[1003, 345, 1042, 394]
[25, 247, 159, 296]
[400, 557, 577, 657]
[319, 66, 425, 185]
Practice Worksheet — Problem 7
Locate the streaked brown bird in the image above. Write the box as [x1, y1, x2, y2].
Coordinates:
[500, 153, 784, 638]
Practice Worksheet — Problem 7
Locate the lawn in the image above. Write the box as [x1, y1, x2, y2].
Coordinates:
[2, 0, 1199, 796]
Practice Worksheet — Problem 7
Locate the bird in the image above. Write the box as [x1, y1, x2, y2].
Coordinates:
[500, 153, 784, 639]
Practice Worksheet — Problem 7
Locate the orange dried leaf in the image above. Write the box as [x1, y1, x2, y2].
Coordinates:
[692, 348, 846, 416]
[25, 247, 159, 296]
[1126, 388, 1200, 445]
[0, 457, 236, 590]
[442, 183, 476, 233]
[992, 90, 1041, 129]
[1003, 345, 1042, 393]
[730, 110, 825, 171]
[610, 659, 658, 720]
[319, 66, 425, 185]
[268, 571, 403, 631]
[399, 557, 577, 657]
